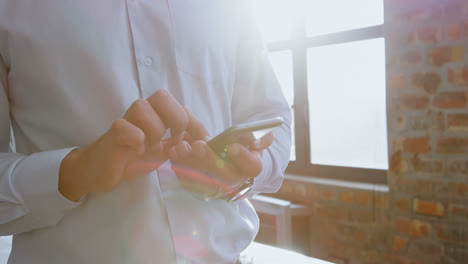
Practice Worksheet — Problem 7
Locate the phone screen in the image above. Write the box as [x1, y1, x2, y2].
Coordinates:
[207, 117, 283, 160]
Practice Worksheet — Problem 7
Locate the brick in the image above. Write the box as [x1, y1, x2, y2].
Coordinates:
[311, 237, 350, 262]
[347, 208, 373, 224]
[389, 74, 406, 90]
[439, 2, 465, 19]
[392, 95, 429, 111]
[355, 191, 372, 207]
[394, 197, 411, 212]
[407, 111, 444, 131]
[436, 137, 468, 154]
[402, 137, 431, 153]
[387, 32, 409, 49]
[408, 240, 443, 260]
[436, 224, 468, 243]
[444, 244, 468, 264]
[409, 26, 442, 44]
[448, 182, 468, 199]
[411, 72, 441, 94]
[392, 236, 408, 252]
[448, 160, 468, 176]
[296, 184, 307, 198]
[393, 178, 432, 197]
[374, 193, 389, 209]
[384, 254, 422, 264]
[446, 22, 468, 41]
[395, 218, 431, 237]
[339, 191, 353, 204]
[410, 154, 443, 174]
[448, 113, 468, 132]
[394, 8, 427, 24]
[358, 250, 380, 264]
[448, 67, 468, 87]
[429, 46, 464, 66]
[401, 50, 423, 65]
[318, 188, 336, 201]
[336, 224, 368, 243]
[413, 199, 445, 216]
[390, 115, 406, 132]
[433, 91, 467, 109]
[432, 181, 450, 200]
[375, 210, 391, 225]
[314, 203, 344, 220]
[389, 151, 408, 174]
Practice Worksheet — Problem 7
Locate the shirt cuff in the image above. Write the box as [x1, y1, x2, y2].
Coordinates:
[249, 150, 283, 196]
[14, 148, 83, 223]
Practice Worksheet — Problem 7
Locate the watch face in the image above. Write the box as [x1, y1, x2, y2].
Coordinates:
[230, 185, 253, 202]
[229, 178, 254, 202]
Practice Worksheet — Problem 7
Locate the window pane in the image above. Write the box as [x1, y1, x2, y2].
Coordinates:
[269, 51, 296, 161]
[305, 0, 384, 37]
[252, 0, 295, 43]
[307, 38, 388, 169]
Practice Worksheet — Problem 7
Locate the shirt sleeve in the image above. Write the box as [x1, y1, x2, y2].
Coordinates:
[0, 54, 82, 236]
[231, 3, 292, 196]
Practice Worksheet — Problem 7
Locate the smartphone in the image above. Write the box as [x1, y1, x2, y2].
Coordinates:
[207, 117, 284, 160]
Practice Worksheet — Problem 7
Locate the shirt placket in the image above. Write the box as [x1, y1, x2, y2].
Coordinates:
[125, 0, 172, 99]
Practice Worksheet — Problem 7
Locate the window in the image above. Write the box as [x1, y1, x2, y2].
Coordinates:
[253, 0, 388, 184]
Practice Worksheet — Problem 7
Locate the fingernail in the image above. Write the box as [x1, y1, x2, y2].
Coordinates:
[183, 141, 191, 153]
[253, 139, 262, 149]
[171, 133, 184, 144]
[203, 136, 211, 142]
[179, 142, 192, 158]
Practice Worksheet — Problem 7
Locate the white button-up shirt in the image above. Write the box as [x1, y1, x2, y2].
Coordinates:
[0, 1, 291, 263]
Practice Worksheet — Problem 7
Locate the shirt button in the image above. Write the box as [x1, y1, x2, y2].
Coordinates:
[143, 56, 153, 66]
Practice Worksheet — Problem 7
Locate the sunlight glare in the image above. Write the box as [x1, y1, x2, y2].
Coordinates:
[252, 0, 298, 43]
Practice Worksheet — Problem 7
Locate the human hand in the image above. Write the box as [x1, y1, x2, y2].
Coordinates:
[168, 112, 275, 200]
[58, 90, 187, 201]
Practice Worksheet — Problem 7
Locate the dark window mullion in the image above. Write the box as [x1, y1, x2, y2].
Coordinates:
[290, 11, 309, 171]
[267, 25, 384, 51]
[306, 25, 384, 48]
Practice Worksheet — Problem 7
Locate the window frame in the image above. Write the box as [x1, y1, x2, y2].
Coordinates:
[266, 15, 387, 184]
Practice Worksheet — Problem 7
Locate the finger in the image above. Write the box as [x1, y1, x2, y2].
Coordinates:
[108, 118, 145, 153]
[183, 106, 210, 141]
[123, 99, 167, 148]
[249, 132, 274, 151]
[94, 119, 146, 191]
[183, 131, 194, 144]
[147, 90, 188, 140]
[170, 141, 219, 195]
[124, 160, 162, 180]
[190, 140, 243, 193]
[171, 162, 219, 197]
[168, 140, 192, 161]
[227, 143, 263, 177]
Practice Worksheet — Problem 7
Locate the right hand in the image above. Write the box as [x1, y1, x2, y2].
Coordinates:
[58, 90, 188, 201]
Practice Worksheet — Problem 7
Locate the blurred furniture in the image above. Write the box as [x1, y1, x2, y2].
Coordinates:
[250, 195, 311, 253]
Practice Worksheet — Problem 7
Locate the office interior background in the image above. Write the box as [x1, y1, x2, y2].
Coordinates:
[2, 0, 468, 263]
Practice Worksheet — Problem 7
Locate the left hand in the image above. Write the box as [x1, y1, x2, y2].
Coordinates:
[168, 109, 274, 199]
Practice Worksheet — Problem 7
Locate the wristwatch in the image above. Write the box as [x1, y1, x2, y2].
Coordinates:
[219, 177, 255, 202]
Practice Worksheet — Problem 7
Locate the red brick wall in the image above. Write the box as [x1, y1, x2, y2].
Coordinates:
[274, 180, 390, 264]
[386, 0, 468, 263]
[270, 0, 468, 263]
